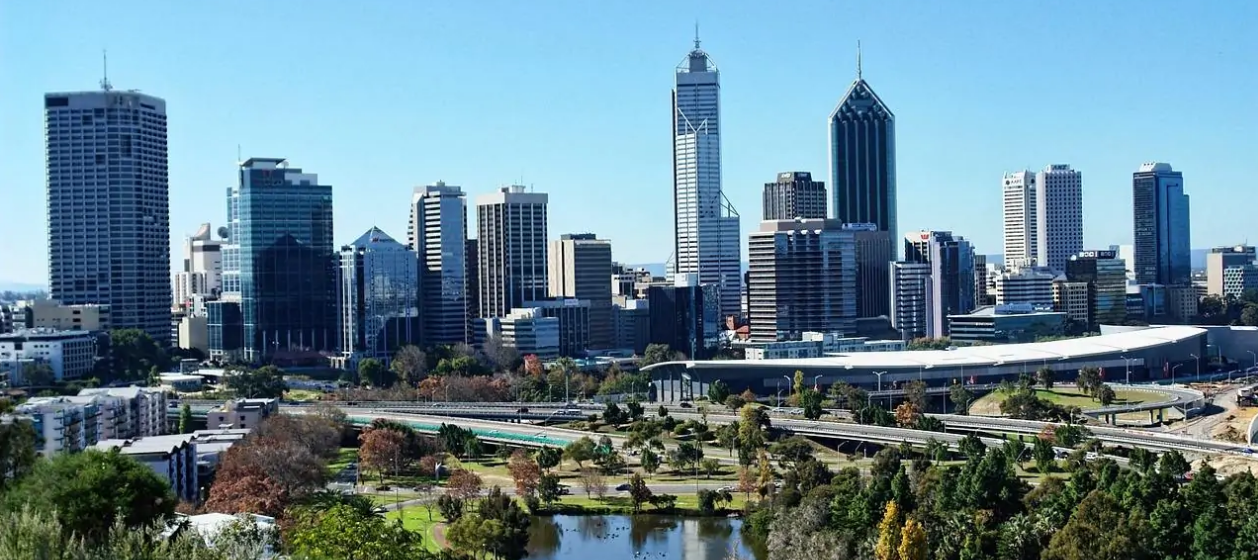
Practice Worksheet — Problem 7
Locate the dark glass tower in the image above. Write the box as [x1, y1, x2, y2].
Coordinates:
[1132, 162, 1190, 286]
[829, 49, 896, 258]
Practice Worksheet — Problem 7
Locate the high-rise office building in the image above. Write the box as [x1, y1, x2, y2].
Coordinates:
[992, 266, 1055, 307]
[746, 219, 857, 342]
[411, 182, 469, 346]
[337, 227, 419, 364]
[672, 34, 741, 319]
[850, 224, 891, 319]
[829, 48, 896, 260]
[974, 254, 992, 307]
[219, 158, 335, 362]
[890, 262, 931, 340]
[1035, 164, 1084, 272]
[477, 186, 548, 320]
[465, 238, 479, 341]
[762, 172, 827, 221]
[648, 274, 718, 360]
[548, 234, 613, 349]
[1132, 162, 1191, 285]
[172, 223, 224, 316]
[1001, 171, 1037, 267]
[1206, 245, 1256, 297]
[45, 88, 171, 343]
[1065, 249, 1128, 327]
[904, 231, 976, 336]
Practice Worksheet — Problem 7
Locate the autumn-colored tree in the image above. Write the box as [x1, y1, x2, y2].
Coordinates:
[739, 388, 757, 404]
[212, 428, 326, 499]
[737, 466, 757, 501]
[579, 467, 607, 499]
[756, 449, 773, 497]
[204, 474, 288, 518]
[894, 402, 922, 428]
[899, 517, 928, 560]
[507, 449, 541, 497]
[253, 413, 342, 460]
[874, 501, 902, 560]
[524, 354, 543, 377]
[358, 427, 407, 482]
[418, 455, 440, 478]
[446, 469, 483, 500]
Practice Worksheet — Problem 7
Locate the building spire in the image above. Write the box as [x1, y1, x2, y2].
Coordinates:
[694, 21, 701, 50]
[100, 49, 112, 91]
[856, 40, 862, 80]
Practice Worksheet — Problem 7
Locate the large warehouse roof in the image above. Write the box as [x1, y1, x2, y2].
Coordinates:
[653, 326, 1206, 371]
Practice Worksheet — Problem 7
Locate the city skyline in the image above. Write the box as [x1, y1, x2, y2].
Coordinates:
[4, 2, 1258, 285]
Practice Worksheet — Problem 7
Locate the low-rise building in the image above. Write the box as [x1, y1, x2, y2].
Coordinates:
[0, 328, 99, 384]
[524, 299, 591, 357]
[22, 299, 111, 332]
[477, 308, 562, 360]
[177, 314, 209, 354]
[611, 297, 650, 354]
[160, 373, 205, 392]
[1053, 280, 1091, 326]
[743, 333, 906, 360]
[97, 434, 199, 502]
[207, 398, 278, 430]
[947, 304, 1067, 344]
[13, 397, 102, 454]
[79, 386, 168, 438]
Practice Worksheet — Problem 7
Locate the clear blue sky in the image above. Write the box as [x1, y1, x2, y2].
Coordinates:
[2, 1, 1256, 285]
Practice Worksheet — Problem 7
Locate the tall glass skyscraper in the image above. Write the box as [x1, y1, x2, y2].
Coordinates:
[338, 227, 419, 364]
[1132, 162, 1191, 285]
[221, 158, 335, 362]
[411, 182, 469, 346]
[829, 50, 897, 259]
[672, 34, 741, 318]
[44, 88, 171, 343]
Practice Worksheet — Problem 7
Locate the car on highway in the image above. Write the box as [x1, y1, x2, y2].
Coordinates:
[558, 484, 572, 495]
[615, 483, 631, 491]
[517, 407, 529, 414]
[1242, 448, 1256, 455]
[679, 402, 693, 408]
[718, 485, 734, 492]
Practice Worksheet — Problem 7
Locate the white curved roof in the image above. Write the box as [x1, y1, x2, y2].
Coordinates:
[679, 326, 1206, 371]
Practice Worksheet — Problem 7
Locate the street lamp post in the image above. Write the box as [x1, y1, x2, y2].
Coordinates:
[1121, 355, 1134, 385]
[1172, 363, 1184, 385]
[782, 375, 793, 404]
[873, 371, 887, 408]
[812, 375, 823, 392]
[1190, 353, 1200, 379]
[776, 379, 782, 408]
[1248, 351, 1257, 380]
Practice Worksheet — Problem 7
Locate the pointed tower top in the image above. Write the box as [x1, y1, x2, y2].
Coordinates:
[856, 40, 862, 80]
[694, 21, 701, 50]
[100, 49, 112, 92]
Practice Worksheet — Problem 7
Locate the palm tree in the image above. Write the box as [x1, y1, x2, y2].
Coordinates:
[552, 357, 578, 404]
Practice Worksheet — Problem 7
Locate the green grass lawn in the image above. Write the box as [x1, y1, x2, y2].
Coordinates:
[283, 389, 325, 401]
[327, 447, 358, 476]
[972, 386, 1166, 414]
[385, 508, 446, 552]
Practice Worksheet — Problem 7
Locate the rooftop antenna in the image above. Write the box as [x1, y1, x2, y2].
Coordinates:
[694, 21, 701, 50]
[100, 49, 112, 91]
[236, 144, 241, 163]
[856, 40, 862, 80]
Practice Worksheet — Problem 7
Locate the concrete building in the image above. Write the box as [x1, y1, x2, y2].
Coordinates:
[1065, 249, 1129, 327]
[207, 398, 278, 431]
[1133, 162, 1191, 286]
[612, 297, 650, 354]
[0, 328, 98, 384]
[974, 255, 991, 307]
[611, 264, 652, 298]
[850, 224, 891, 319]
[1053, 280, 1092, 326]
[993, 266, 1055, 307]
[78, 386, 168, 438]
[648, 274, 718, 360]
[45, 88, 171, 343]
[762, 172, 826, 221]
[12, 396, 102, 454]
[548, 234, 613, 349]
[829, 49, 896, 261]
[410, 182, 470, 346]
[97, 434, 198, 502]
[483, 308, 560, 360]
[744, 333, 905, 360]
[1001, 170, 1038, 267]
[177, 314, 208, 353]
[947, 304, 1067, 344]
[1035, 164, 1084, 272]
[746, 219, 857, 341]
[21, 299, 110, 332]
[219, 158, 335, 362]
[1206, 245, 1257, 297]
[526, 299, 591, 357]
[337, 227, 420, 365]
[1222, 265, 1258, 299]
[890, 262, 932, 340]
[1136, 284, 1199, 323]
[672, 35, 742, 318]
[904, 231, 976, 337]
[477, 186, 548, 319]
[172, 223, 224, 316]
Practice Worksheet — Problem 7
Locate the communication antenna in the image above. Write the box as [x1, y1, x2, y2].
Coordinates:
[856, 40, 862, 80]
[694, 21, 701, 50]
[100, 49, 113, 91]
[237, 144, 242, 163]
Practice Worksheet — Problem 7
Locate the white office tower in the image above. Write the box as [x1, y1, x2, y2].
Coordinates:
[1002, 171, 1037, 267]
[477, 186, 548, 320]
[890, 262, 932, 340]
[45, 88, 171, 343]
[411, 182, 469, 346]
[172, 223, 224, 315]
[671, 34, 741, 319]
[1035, 164, 1084, 272]
[993, 266, 1056, 307]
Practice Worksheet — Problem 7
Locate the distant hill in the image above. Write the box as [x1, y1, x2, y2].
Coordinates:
[0, 280, 45, 292]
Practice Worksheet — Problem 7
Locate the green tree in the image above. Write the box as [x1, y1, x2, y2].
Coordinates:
[178, 403, 194, 434]
[769, 436, 815, 471]
[389, 345, 428, 386]
[641, 343, 677, 367]
[1075, 367, 1102, 398]
[20, 362, 55, 386]
[357, 358, 392, 388]
[1036, 366, 1056, 390]
[534, 447, 562, 472]
[949, 381, 973, 414]
[1043, 490, 1150, 560]
[1158, 449, 1191, 479]
[904, 380, 928, 411]
[700, 458, 721, 478]
[536, 473, 562, 506]
[707, 379, 731, 404]
[1243, 305, 1258, 327]
[639, 448, 661, 477]
[625, 399, 644, 421]
[738, 404, 767, 451]
[715, 422, 739, 457]
[792, 370, 805, 400]
[627, 473, 653, 513]
[3, 449, 175, 542]
[109, 328, 168, 380]
[563, 437, 597, 469]
[602, 402, 625, 425]
[1032, 436, 1056, 474]
[1095, 384, 1116, 406]
[288, 503, 428, 560]
[0, 419, 38, 492]
[226, 365, 286, 399]
[799, 387, 824, 420]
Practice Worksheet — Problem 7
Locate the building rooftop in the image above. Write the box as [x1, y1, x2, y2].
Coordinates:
[0, 328, 99, 340]
[97, 434, 194, 456]
[79, 386, 161, 400]
[950, 304, 1063, 318]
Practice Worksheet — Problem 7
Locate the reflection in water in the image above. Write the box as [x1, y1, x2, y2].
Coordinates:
[527, 515, 763, 560]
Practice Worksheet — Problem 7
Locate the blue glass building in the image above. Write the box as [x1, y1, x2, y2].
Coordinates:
[829, 51, 897, 259]
[1132, 163, 1191, 286]
[338, 227, 420, 364]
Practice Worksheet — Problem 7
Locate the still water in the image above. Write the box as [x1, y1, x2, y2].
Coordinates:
[526, 515, 766, 560]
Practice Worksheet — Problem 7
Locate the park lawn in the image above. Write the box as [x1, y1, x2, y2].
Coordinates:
[385, 508, 446, 552]
[972, 386, 1164, 413]
[326, 447, 358, 475]
[283, 389, 324, 401]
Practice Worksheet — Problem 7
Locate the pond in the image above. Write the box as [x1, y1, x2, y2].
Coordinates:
[526, 514, 766, 560]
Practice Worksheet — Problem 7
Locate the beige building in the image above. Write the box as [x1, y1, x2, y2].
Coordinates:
[1052, 280, 1090, 326]
[208, 398, 278, 430]
[25, 299, 110, 332]
[178, 315, 208, 353]
[548, 233, 612, 349]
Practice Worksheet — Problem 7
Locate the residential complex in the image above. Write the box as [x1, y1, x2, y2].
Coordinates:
[0, 328, 98, 384]
[889, 262, 932, 340]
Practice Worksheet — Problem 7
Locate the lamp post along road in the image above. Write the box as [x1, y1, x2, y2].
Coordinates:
[1172, 363, 1184, 385]
[1190, 353, 1200, 379]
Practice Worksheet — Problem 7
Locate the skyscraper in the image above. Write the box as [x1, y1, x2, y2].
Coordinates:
[762, 172, 827, 221]
[746, 219, 857, 342]
[672, 33, 741, 319]
[890, 262, 931, 341]
[1034, 164, 1084, 272]
[829, 47, 896, 259]
[221, 158, 335, 362]
[477, 186, 548, 319]
[848, 224, 891, 319]
[411, 182, 469, 346]
[904, 231, 976, 337]
[172, 223, 224, 315]
[548, 234, 613, 349]
[338, 227, 419, 364]
[1001, 171, 1037, 267]
[1132, 163, 1191, 285]
[45, 88, 171, 342]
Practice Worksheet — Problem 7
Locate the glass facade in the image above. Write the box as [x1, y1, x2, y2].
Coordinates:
[1066, 251, 1128, 327]
[647, 283, 717, 360]
[829, 78, 896, 259]
[338, 227, 420, 363]
[206, 301, 243, 359]
[1132, 163, 1191, 285]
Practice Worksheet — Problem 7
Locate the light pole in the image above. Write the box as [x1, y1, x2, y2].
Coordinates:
[1190, 353, 1200, 379]
[1121, 355, 1134, 385]
[1172, 363, 1184, 385]
[775, 379, 782, 408]
[812, 375, 823, 392]
[1248, 351, 1257, 379]
[782, 375, 792, 404]
[873, 371, 887, 408]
